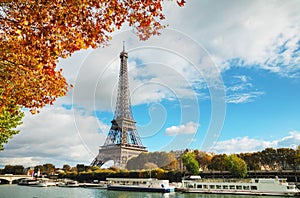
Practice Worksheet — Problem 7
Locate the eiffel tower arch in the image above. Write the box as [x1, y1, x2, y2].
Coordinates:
[91, 43, 147, 168]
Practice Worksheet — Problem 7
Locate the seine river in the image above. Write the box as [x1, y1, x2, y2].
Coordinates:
[0, 185, 287, 198]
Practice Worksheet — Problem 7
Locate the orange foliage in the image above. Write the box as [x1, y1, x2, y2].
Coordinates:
[0, 0, 184, 114]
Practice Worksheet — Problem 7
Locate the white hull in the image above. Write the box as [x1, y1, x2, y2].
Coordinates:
[58, 180, 79, 187]
[185, 188, 297, 196]
[107, 178, 175, 193]
[182, 177, 300, 196]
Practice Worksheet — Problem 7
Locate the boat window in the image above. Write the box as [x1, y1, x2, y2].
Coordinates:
[287, 186, 295, 190]
[255, 179, 259, 183]
[223, 185, 228, 189]
[251, 186, 258, 190]
[243, 186, 249, 190]
[197, 184, 202, 188]
[216, 185, 222, 189]
[210, 185, 215, 189]
[229, 185, 235, 189]
[188, 184, 194, 188]
[236, 185, 242, 190]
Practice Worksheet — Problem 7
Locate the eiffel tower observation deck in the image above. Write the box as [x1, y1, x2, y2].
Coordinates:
[91, 43, 147, 168]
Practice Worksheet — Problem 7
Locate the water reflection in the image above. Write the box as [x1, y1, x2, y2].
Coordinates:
[0, 185, 287, 198]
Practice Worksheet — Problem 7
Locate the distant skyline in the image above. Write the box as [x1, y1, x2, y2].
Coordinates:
[1, 0, 300, 168]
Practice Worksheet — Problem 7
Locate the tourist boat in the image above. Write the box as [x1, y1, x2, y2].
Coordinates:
[18, 179, 38, 186]
[181, 176, 300, 196]
[58, 180, 80, 187]
[106, 178, 175, 193]
[36, 179, 57, 187]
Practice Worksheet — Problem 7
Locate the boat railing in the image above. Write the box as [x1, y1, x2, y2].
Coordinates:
[184, 178, 252, 183]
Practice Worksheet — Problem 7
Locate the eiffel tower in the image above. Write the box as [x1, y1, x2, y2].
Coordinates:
[91, 43, 147, 168]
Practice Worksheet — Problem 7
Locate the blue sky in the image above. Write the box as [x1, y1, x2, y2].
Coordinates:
[1, 0, 300, 168]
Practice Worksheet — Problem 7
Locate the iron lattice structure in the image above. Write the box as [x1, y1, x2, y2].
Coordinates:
[91, 44, 147, 168]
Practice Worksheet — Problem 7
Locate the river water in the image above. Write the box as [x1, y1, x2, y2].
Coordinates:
[0, 185, 288, 198]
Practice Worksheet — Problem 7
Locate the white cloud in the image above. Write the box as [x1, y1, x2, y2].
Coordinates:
[210, 131, 300, 154]
[277, 131, 300, 149]
[53, 0, 300, 113]
[225, 75, 264, 104]
[164, 121, 199, 136]
[57, 29, 219, 112]
[164, 0, 300, 77]
[0, 104, 108, 168]
[226, 91, 264, 104]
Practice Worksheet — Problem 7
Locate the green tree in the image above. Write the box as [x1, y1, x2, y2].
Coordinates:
[208, 154, 228, 171]
[226, 154, 248, 178]
[294, 145, 300, 169]
[3, 165, 24, 174]
[43, 163, 55, 175]
[239, 152, 261, 171]
[276, 148, 296, 170]
[62, 164, 71, 172]
[76, 164, 85, 173]
[261, 148, 277, 170]
[91, 166, 102, 172]
[181, 152, 199, 175]
[0, 107, 24, 150]
[194, 150, 212, 171]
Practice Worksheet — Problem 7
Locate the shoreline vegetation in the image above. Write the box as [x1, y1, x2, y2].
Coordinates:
[1, 146, 299, 184]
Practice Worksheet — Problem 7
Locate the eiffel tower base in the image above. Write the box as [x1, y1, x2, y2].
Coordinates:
[91, 144, 147, 169]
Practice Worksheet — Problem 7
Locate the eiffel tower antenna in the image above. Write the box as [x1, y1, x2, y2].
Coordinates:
[91, 43, 147, 168]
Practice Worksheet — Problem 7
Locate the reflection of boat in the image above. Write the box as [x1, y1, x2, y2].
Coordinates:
[181, 176, 300, 196]
[36, 180, 47, 187]
[18, 179, 38, 186]
[80, 180, 107, 188]
[80, 182, 107, 189]
[107, 178, 175, 193]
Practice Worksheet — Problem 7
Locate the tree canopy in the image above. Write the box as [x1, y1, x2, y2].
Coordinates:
[0, 0, 185, 148]
[225, 154, 247, 178]
[0, 106, 23, 150]
[181, 152, 199, 174]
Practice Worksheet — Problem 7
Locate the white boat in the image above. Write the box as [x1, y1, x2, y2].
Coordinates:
[18, 179, 38, 186]
[107, 178, 175, 193]
[181, 176, 300, 196]
[58, 180, 80, 187]
[36, 179, 57, 187]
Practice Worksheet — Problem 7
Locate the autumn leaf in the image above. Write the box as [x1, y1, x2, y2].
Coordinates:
[177, 0, 186, 7]
[0, 0, 185, 148]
